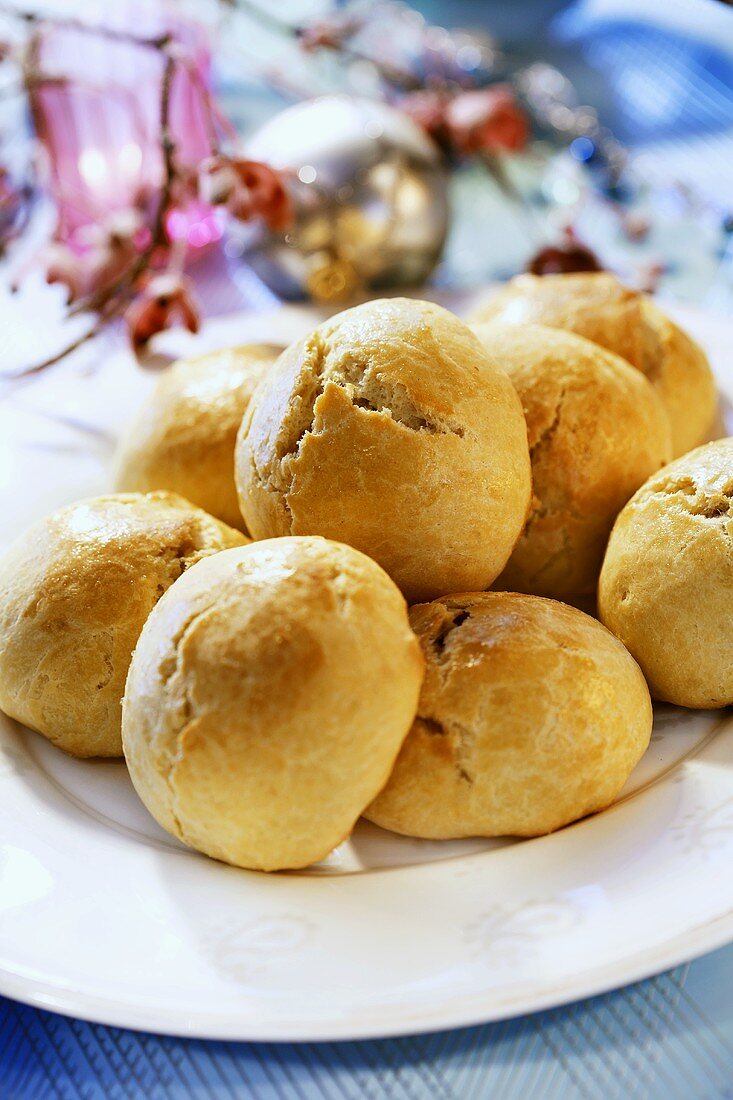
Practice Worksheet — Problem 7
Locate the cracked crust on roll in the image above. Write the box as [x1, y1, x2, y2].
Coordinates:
[234, 298, 532, 604]
[469, 272, 717, 457]
[122, 537, 424, 872]
[472, 323, 672, 600]
[365, 591, 652, 839]
[0, 493, 246, 758]
[599, 438, 733, 708]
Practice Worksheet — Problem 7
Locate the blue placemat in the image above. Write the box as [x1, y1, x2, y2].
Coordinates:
[3, 947, 733, 1099]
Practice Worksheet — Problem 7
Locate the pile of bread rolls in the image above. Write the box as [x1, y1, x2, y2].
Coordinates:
[0, 272, 728, 872]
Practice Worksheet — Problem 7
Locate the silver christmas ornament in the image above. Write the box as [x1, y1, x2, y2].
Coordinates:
[244, 96, 450, 303]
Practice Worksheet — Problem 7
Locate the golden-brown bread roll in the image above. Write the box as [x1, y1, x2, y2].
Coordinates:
[235, 298, 532, 603]
[599, 438, 733, 708]
[469, 272, 717, 457]
[365, 591, 652, 838]
[472, 322, 672, 600]
[122, 537, 424, 871]
[115, 344, 280, 531]
[0, 492, 246, 758]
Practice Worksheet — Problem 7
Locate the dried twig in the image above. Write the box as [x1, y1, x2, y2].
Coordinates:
[225, 0, 422, 91]
[0, 1, 171, 50]
[0, 0, 245, 380]
[6, 311, 112, 381]
[9, 47, 180, 378]
[68, 51, 178, 317]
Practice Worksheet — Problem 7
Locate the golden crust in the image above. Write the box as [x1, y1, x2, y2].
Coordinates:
[235, 298, 532, 604]
[598, 438, 733, 708]
[365, 591, 652, 838]
[469, 272, 717, 457]
[122, 537, 424, 871]
[0, 492, 246, 758]
[472, 323, 672, 599]
[115, 344, 279, 531]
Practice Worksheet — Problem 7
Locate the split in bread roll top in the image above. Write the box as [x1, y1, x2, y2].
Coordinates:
[366, 590, 653, 839]
[235, 297, 532, 603]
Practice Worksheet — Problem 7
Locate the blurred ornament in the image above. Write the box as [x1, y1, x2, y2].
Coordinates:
[305, 253, 361, 303]
[242, 96, 449, 301]
[528, 231, 602, 275]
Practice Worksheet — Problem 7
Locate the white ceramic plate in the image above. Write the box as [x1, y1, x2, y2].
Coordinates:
[0, 301, 731, 1041]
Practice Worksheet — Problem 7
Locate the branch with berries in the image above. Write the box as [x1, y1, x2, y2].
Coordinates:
[0, 3, 293, 379]
[220, 0, 612, 257]
[0, 0, 711, 380]
[242, 0, 726, 286]
[225, 1, 533, 177]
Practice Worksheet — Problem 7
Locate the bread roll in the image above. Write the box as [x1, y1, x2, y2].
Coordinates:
[235, 298, 531, 603]
[122, 537, 424, 871]
[472, 323, 672, 599]
[0, 492, 245, 757]
[366, 591, 652, 838]
[599, 438, 733, 708]
[469, 272, 717, 457]
[115, 344, 279, 530]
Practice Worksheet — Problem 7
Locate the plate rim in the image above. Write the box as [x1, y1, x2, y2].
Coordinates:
[2, 905, 733, 1041]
